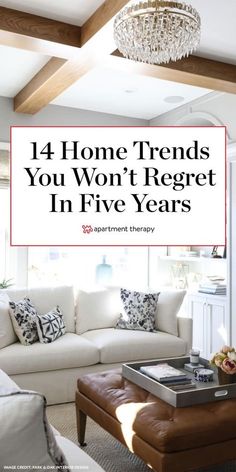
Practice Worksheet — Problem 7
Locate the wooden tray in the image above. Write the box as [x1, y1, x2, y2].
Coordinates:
[122, 356, 236, 407]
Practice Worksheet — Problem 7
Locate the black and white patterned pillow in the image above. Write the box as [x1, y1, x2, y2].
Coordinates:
[36, 306, 66, 343]
[116, 288, 160, 332]
[9, 297, 39, 346]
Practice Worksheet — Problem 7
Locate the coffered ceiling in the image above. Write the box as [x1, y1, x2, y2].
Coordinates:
[0, 0, 235, 119]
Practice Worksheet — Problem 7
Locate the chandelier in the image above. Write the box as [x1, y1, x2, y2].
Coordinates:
[114, 1, 201, 65]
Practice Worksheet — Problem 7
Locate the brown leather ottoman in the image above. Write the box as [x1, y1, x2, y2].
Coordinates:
[76, 369, 236, 472]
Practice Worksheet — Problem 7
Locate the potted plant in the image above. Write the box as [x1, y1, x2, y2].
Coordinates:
[0, 278, 14, 289]
[211, 346, 236, 384]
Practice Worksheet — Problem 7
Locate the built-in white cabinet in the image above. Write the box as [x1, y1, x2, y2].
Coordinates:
[150, 245, 229, 354]
[188, 294, 206, 355]
[188, 292, 228, 359]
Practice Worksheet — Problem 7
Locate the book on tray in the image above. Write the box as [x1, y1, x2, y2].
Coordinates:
[140, 363, 196, 391]
[140, 363, 187, 382]
[168, 381, 196, 391]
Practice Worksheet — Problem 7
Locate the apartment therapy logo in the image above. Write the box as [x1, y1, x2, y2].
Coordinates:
[10, 126, 225, 245]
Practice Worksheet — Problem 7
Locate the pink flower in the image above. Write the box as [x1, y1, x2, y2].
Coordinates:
[211, 353, 226, 366]
[228, 351, 236, 361]
[221, 345, 233, 354]
[221, 358, 236, 374]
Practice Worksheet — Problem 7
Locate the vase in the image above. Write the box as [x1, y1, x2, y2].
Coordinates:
[95, 256, 112, 285]
[217, 368, 236, 385]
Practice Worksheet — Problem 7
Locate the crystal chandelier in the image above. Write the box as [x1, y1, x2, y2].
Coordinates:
[114, 1, 201, 65]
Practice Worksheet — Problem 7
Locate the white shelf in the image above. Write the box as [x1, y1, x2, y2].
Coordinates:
[159, 256, 226, 263]
[188, 290, 227, 299]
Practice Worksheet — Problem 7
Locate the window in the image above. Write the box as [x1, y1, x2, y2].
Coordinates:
[0, 188, 10, 281]
[0, 148, 27, 287]
[28, 247, 149, 289]
[0, 147, 10, 282]
[0, 187, 23, 286]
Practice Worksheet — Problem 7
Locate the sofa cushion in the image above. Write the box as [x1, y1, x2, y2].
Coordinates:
[0, 389, 68, 469]
[82, 328, 186, 364]
[9, 297, 39, 345]
[76, 287, 121, 334]
[36, 306, 66, 343]
[75, 287, 185, 337]
[155, 290, 186, 336]
[0, 333, 99, 375]
[116, 288, 160, 332]
[5, 286, 75, 333]
[0, 294, 17, 348]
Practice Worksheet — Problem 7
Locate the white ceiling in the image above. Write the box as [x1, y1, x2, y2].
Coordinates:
[0, 0, 105, 26]
[192, 0, 236, 65]
[0, 0, 235, 119]
[52, 67, 211, 120]
[0, 46, 49, 96]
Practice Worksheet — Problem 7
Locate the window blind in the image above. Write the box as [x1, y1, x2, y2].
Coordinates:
[0, 150, 10, 188]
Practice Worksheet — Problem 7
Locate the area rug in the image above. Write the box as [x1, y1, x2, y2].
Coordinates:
[47, 403, 236, 472]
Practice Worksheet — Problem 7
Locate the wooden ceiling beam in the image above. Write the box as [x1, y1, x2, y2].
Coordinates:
[14, 57, 67, 114]
[14, 0, 131, 114]
[81, 0, 131, 48]
[14, 51, 102, 114]
[0, 6, 81, 58]
[108, 51, 236, 94]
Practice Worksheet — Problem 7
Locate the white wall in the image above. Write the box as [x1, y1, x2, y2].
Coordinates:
[150, 91, 236, 142]
[2, 92, 235, 142]
[0, 97, 147, 143]
[227, 144, 236, 346]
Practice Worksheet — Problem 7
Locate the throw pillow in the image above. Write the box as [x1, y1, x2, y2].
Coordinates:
[75, 287, 121, 334]
[116, 288, 160, 332]
[9, 297, 39, 346]
[36, 306, 66, 343]
[154, 290, 186, 336]
[0, 388, 69, 470]
[5, 286, 75, 333]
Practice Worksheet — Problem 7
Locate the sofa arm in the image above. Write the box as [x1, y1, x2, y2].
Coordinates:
[0, 369, 18, 390]
[0, 299, 17, 349]
[177, 317, 192, 354]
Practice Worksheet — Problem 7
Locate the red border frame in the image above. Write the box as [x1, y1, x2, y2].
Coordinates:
[10, 125, 227, 248]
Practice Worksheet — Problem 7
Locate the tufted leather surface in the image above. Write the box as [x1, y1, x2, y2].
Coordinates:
[78, 369, 236, 453]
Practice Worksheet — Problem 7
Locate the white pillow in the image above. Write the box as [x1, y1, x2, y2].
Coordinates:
[0, 389, 68, 469]
[155, 290, 186, 336]
[76, 287, 121, 334]
[0, 294, 17, 348]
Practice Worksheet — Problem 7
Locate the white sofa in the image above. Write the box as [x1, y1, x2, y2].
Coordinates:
[0, 286, 192, 404]
[0, 369, 104, 471]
